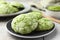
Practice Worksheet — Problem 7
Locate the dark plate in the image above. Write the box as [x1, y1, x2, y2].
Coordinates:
[6, 20, 55, 39]
[0, 2, 31, 17]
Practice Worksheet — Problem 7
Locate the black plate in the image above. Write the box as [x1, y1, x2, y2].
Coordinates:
[6, 20, 55, 39]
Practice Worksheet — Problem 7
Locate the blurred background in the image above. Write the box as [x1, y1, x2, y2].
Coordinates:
[1, 0, 60, 8]
[12, 0, 60, 8]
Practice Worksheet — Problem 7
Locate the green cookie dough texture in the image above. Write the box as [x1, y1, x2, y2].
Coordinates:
[0, 4, 18, 14]
[37, 18, 54, 31]
[47, 5, 60, 11]
[27, 11, 42, 20]
[7, 5, 19, 14]
[0, 1, 7, 4]
[10, 1, 24, 8]
[11, 14, 38, 34]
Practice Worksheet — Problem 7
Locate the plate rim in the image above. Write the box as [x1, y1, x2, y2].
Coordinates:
[6, 20, 56, 38]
